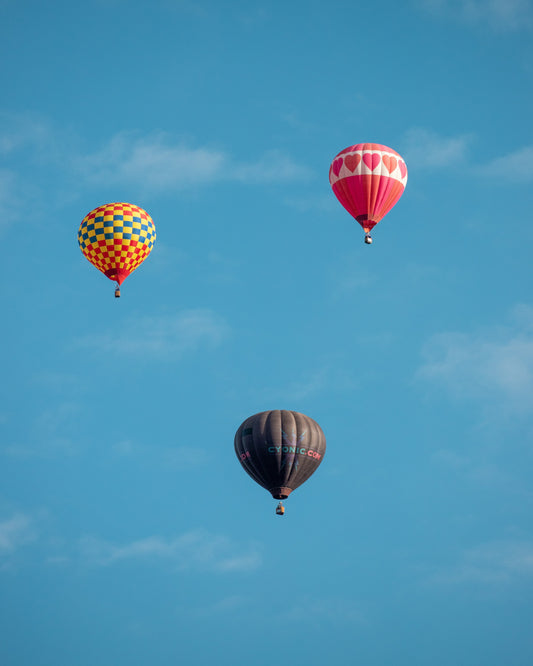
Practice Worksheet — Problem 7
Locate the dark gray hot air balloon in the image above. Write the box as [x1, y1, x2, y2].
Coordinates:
[234, 410, 326, 514]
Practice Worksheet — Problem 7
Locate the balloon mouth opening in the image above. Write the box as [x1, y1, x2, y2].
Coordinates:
[104, 268, 131, 285]
[270, 487, 292, 500]
[356, 215, 377, 232]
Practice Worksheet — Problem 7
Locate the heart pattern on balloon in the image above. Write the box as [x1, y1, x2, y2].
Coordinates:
[332, 157, 343, 177]
[344, 154, 362, 172]
[330, 148, 407, 184]
[382, 155, 397, 174]
[363, 153, 381, 171]
[399, 160, 407, 178]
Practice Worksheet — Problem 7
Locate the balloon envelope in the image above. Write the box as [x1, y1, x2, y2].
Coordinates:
[329, 143, 407, 233]
[78, 202, 156, 285]
[235, 410, 326, 500]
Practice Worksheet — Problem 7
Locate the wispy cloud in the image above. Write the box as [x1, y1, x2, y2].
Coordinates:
[283, 192, 337, 214]
[77, 309, 229, 358]
[0, 112, 54, 156]
[79, 529, 262, 572]
[432, 448, 471, 469]
[417, 0, 533, 31]
[75, 132, 312, 192]
[417, 304, 533, 413]
[283, 596, 368, 626]
[402, 128, 472, 168]
[176, 595, 250, 618]
[76, 133, 225, 191]
[0, 113, 72, 231]
[278, 367, 332, 401]
[0, 114, 312, 218]
[264, 363, 357, 402]
[431, 448, 533, 497]
[1, 401, 83, 459]
[331, 251, 377, 297]
[230, 149, 312, 183]
[0, 169, 20, 230]
[111, 440, 210, 468]
[401, 128, 533, 184]
[0, 519, 261, 573]
[0, 513, 36, 556]
[30, 371, 83, 394]
[429, 540, 533, 584]
[480, 145, 533, 182]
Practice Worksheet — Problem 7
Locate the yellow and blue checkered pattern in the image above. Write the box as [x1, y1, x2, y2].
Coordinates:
[78, 202, 156, 284]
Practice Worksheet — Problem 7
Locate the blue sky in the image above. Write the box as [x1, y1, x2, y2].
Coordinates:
[1, 0, 533, 664]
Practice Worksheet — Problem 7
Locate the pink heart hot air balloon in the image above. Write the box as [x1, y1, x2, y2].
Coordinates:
[329, 143, 407, 244]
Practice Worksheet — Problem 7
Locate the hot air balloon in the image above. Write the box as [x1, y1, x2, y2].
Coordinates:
[329, 143, 407, 244]
[78, 202, 156, 297]
[235, 410, 326, 515]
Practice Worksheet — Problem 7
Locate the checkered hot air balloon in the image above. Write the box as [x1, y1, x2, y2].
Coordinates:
[329, 143, 407, 244]
[78, 202, 156, 297]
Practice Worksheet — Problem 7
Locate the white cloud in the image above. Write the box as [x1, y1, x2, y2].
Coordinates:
[0, 519, 261, 573]
[231, 149, 312, 183]
[1, 401, 82, 459]
[112, 440, 209, 468]
[417, 304, 533, 413]
[0, 169, 20, 229]
[402, 128, 472, 168]
[432, 448, 470, 469]
[0, 114, 71, 231]
[77, 309, 229, 358]
[431, 448, 532, 496]
[36, 401, 81, 435]
[77, 133, 225, 191]
[176, 595, 249, 618]
[417, 0, 533, 31]
[0, 513, 36, 553]
[75, 132, 312, 192]
[401, 129, 533, 183]
[1, 439, 79, 459]
[0, 113, 53, 155]
[283, 596, 367, 625]
[79, 529, 262, 572]
[331, 252, 377, 297]
[429, 540, 533, 584]
[278, 367, 332, 401]
[283, 192, 337, 214]
[0, 114, 311, 217]
[480, 145, 533, 182]
[263, 363, 357, 402]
